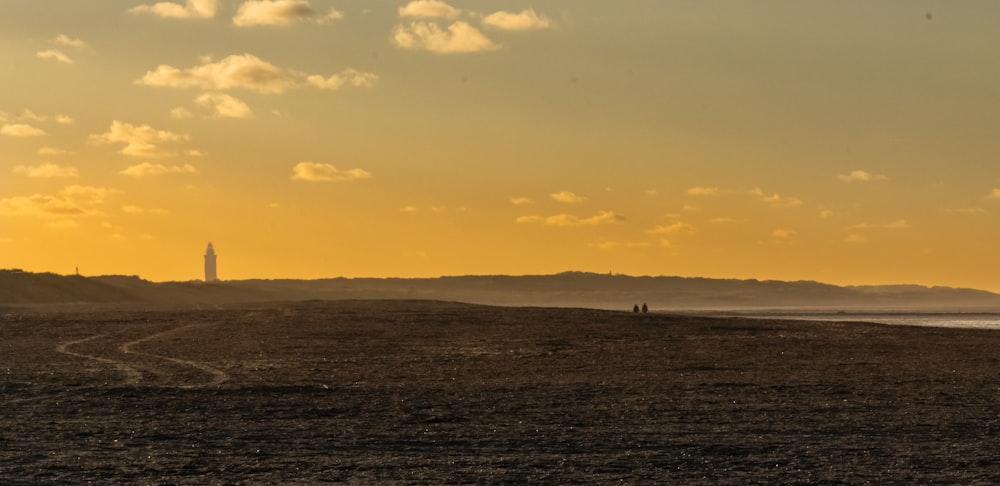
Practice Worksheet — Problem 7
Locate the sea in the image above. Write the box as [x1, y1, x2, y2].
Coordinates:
[736, 312, 1000, 330]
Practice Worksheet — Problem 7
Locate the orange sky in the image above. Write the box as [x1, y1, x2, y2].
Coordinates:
[3, 1, 1000, 291]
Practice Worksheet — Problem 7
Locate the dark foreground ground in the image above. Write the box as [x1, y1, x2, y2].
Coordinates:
[2, 300, 999, 484]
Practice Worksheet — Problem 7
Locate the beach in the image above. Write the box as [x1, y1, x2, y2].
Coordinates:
[2, 300, 999, 483]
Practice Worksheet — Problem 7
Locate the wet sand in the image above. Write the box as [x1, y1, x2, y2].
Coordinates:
[2, 300, 999, 483]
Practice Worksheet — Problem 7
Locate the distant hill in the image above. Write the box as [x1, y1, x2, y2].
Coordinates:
[3, 269, 1000, 311]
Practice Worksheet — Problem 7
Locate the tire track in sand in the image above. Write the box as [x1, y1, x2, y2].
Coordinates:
[55, 324, 228, 389]
[119, 323, 229, 388]
[55, 333, 145, 386]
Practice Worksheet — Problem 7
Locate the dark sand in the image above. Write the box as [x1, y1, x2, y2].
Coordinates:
[2, 300, 999, 483]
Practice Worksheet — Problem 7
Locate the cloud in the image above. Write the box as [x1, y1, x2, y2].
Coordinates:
[13, 163, 79, 178]
[0, 185, 117, 220]
[130, 0, 217, 18]
[233, 0, 343, 26]
[849, 219, 910, 230]
[550, 191, 586, 204]
[54, 34, 86, 48]
[686, 186, 721, 196]
[195, 92, 254, 118]
[482, 8, 553, 30]
[400, 205, 419, 213]
[751, 189, 803, 208]
[122, 205, 169, 215]
[843, 233, 867, 244]
[170, 107, 195, 119]
[38, 146, 74, 156]
[517, 210, 626, 227]
[592, 240, 651, 251]
[306, 69, 379, 90]
[90, 121, 189, 157]
[398, 0, 461, 19]
[1, 124, 46, 137]
[37, 50, 73, 64]
[55, 115, 74, 125]
[647, 222, 695, 235]
[510, 197, 534, 205]
[392, 21, 498, 53]
[771, 229, 795, 239]
[988, 189, 1000, 200]
[119, 163, 199, 177]
[291, 162, 372, 182]
[838, 170, 887, 182]
[139, 54, 377, 94]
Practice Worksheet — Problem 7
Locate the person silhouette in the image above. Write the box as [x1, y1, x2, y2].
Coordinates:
[641, 303, 648, 313]
[632, 304, 640, 313]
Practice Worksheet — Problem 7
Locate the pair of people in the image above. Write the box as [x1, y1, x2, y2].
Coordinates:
[632, 303, 648, 313]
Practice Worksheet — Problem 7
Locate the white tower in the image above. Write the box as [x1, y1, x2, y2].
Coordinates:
[204, 243, 218, 282]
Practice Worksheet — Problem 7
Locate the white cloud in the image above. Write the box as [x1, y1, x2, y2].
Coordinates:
[170, 107, 195, 119]
[54, 34, 86, 48]
[849, 219, 910, 230]
[195, 92, 254, 118]
[291, 162, 372, 182]
[517, 210, 626, 227]
[37, 50, 73, 64]
[392, 21, 498, 53]
[757, 191, 802, 208]
[122, 205, 169, 215]
[838, 170, 887, 182]
[38, 146, 74, 156]
[130, 0, 217, 18]
[55, 115, 74, 125]
[398, 0, 461, 19]
[550, 191, 586, 204]
[233, 0, 342, 26]
[482, 8, 553, 30]
[647, 222, 695, 235]
[510, 197, 534, 205]
[119, 163, 199, 177]
[13, 163, 78, 178]
[90, 120, 189, 157]
[306, 69, 379, 90]
[843, 233, 867, 244]
[139, 54, 377, 94]
[686, 186, 721, 196]
[0, 185, 117, 220]
[1, 124, 47, 137]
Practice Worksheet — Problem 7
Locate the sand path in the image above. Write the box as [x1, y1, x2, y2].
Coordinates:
[55, 323, 228, 388]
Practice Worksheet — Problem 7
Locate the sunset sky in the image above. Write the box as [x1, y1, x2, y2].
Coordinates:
[3, 1, 1000, 290]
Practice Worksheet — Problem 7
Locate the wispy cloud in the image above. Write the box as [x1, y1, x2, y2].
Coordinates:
[130, 0, 217, 19]
[771, 228, 796, 239]
[988, 189, 1000, 200]
[482, 8, 553, 30]
[398, 0, 461, 19]
[90, 120, 189, 157]
[550, 191, 586, 204]
[54, 34, 86, 48]
[122, 205, 169, 215]
[1, 124, 47, 137]
[291, 162, 372, 182]
[0, 185, 117, 221]
[849, 219, 910, 230]
[119, 163, 199, 177]
[843, 233, 867, 244]
[647, 222, 695, 235]
[233, 0, 342, 27]
[195, 93, 253, 118]
[510, 197, 534, 205]
[38, 146, 74, 156]
[37, 50, 74, 64]
[13, 163, 78, 178]
[591, 240, 651, 251]
[838, 169, 887, 183]
[517, 210, 626, 227]
[138, 54, 377, 93]
[686, 186, 721, 196]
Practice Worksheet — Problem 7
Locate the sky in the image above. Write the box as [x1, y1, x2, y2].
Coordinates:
[3, 1, 1000, 290]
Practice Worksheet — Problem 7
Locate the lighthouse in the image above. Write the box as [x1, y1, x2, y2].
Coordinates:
[204, 243, 218, 282]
